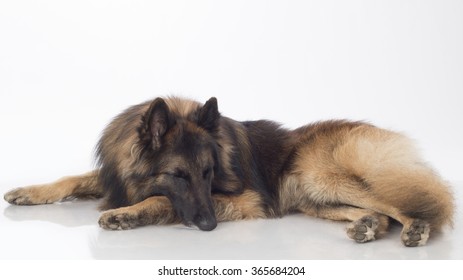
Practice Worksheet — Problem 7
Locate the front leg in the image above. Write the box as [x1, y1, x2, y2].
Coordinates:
[98, 189, 268, 230]
[213, 190, 268, 222]
[4, 171, 101, 205]
[98, 196, 180, 230]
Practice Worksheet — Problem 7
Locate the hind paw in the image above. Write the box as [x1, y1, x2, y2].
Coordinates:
[99, 210, 139, 230]
[401, 219, 430, 247]
[347, 216, 379, 243]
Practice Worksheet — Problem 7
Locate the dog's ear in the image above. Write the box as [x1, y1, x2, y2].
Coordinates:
[197, 97, 220, 132]
[140, 98, 173, 150]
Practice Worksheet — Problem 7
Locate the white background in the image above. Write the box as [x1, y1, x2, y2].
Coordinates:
[0, 0, 462, 260]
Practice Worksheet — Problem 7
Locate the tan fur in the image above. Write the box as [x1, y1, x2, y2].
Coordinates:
[214, 190, 267, 221]
[98, 190, 267, 230]
[99, 196, 179, 230]
[96, 97, 204, 206]
[302, 205, 390, 241]
[4, 171, 100, 205]
[164, 96, 201, 119]
[99, 98, 198, 179]
[278, 122, 453, 245]
[214, 118, 250, 193]
[4, 97, 454, 247]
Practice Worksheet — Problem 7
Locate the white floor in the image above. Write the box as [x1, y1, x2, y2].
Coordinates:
[1, 182, 461, 260]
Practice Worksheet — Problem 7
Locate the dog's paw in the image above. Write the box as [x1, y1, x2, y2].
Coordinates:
[401, 219, 430, 247]
[98, 210, 140, 230]
[346, 215, 379, 243]
[4, 187, 49, 205]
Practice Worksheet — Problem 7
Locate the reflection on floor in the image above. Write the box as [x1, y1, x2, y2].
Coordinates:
[1, 183, 462, 260]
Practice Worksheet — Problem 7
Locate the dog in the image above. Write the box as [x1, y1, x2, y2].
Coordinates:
[4, 96, 454, 246]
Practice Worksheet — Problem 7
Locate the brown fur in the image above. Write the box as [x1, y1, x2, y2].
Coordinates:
[4, 96, 454, 247]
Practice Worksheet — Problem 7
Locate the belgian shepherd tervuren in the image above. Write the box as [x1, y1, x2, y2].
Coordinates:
[4, 97, 454, 246]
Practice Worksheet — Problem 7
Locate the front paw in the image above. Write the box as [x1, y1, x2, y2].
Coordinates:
[98, 210, 140, 230]
[4, 187, 50, 205]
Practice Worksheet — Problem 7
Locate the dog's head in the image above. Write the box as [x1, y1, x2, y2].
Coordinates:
[137, 97, 220, 231]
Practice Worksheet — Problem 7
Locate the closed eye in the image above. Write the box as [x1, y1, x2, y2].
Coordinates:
[168, 169, 190, 181]
[202, 167, 212, 179]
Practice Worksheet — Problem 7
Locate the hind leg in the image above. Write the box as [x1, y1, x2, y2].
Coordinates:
[4, 170, 101, 205]
[401, 219, 431, 247]
[301, 205, 389, 243]
[348, 199, 433, 247]
[347, 215, 390, 243]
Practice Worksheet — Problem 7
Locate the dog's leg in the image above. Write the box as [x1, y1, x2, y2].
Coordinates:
[4, 170, 101, 205]
[98, 196, 179, 230]
[349, 199, 432, 247]
[213, 189, 268, 222]
[302, 205, 389, 243]
[99, 189, 268, 230]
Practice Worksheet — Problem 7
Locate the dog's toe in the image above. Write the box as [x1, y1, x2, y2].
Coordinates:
[4, 187, 57, 205]
[347, 215, 379, 243]
[99, 211, 139, 230]
[4, 188, 34, 205]
[401, 219, 430, 247]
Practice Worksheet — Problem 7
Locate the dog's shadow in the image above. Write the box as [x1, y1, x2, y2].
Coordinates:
[3, 200, 101, 227]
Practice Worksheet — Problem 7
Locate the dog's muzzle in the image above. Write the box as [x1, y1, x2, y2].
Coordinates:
[193, 214, 217, 231]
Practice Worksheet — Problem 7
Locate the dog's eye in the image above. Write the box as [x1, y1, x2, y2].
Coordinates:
[171, 169, 190, 181]
[202, 167, 212, 179]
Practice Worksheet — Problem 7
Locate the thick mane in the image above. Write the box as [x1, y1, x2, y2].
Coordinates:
[96, 97, 202, 167]
[95, 96, 205, 209]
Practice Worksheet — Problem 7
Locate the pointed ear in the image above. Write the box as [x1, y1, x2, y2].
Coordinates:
[139, 98, 172, 150]
[198, 97, 220, 132]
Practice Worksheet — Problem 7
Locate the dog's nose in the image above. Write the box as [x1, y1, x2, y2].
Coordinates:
[195, 216, 217, 231]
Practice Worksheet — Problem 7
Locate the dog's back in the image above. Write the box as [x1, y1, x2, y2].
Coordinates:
[4, 96, 454, 246]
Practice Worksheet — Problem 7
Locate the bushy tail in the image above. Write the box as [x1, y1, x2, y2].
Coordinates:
[339, 126, 455, 232]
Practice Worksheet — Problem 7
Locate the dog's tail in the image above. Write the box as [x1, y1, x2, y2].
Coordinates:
[339, 126, 455, 232]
